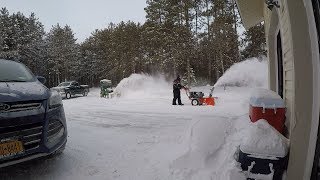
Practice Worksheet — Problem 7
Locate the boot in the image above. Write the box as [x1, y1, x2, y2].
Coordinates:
[172, 99, 177, 105]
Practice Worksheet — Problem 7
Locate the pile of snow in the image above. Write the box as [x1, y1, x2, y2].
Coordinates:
[241, 120, 289, 157]
[215, 58, 268, 88]
[172, 118, 230, 169]
[170, 88, 255, 180]
[113, 73, 170, 99]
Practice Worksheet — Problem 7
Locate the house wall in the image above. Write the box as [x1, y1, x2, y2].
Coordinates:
[264, 0, 319, 179]
[264, 7, 277, 96]
[304, 0, 320, 178]
[264, 0, 295, 133]
[286, 0, 314, 178]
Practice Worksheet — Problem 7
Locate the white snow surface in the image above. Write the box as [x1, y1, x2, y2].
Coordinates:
[1, 74, 270, 180]
[214, 58, 268, 88]
[240, 120, 289, 157]
[250, 88, 285, 108]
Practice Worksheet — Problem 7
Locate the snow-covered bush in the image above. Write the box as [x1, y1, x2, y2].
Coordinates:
[215, 58, 268, 88]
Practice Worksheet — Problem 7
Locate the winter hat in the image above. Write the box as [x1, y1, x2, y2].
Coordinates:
[176, 75, 181, 82]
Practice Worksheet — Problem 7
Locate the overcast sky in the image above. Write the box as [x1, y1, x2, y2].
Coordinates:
[0, 0, 147, 42]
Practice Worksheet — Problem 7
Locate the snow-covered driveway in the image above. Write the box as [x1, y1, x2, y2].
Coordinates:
[0, 86, 252, 180]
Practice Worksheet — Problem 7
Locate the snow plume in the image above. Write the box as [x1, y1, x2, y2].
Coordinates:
[214, 58, 268, 88]
[113, 73, 171, 99]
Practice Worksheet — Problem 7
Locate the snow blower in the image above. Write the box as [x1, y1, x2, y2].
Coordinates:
[185, 87, 216, 106]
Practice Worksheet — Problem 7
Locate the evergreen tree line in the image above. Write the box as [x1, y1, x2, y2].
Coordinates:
[0, 1, 266, 88]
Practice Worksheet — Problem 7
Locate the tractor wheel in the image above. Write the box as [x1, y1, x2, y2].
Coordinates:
[83, 90, 88, 96]
[66, 92, 72, 99]
[191, 99, 199, 106]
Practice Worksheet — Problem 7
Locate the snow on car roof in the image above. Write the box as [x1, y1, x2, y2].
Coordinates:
[100, 79, 111, 82]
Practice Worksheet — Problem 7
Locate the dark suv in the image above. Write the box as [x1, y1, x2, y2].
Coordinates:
[0, 59, 67, 167]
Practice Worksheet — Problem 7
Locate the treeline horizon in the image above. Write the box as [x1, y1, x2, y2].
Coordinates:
[0, 0, 266, 87]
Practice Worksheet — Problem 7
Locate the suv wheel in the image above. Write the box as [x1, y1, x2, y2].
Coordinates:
[66, 92, 72, 99]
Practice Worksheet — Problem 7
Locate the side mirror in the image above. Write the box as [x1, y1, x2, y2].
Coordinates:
[37, 76, 46, 84]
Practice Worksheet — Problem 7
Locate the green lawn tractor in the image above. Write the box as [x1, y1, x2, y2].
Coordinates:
[100, 79, 112, 98]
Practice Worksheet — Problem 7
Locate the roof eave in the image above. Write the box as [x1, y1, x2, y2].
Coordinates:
[236, 0, 265, 29]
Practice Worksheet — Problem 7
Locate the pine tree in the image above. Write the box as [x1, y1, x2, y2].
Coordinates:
[46, 24, 79, 85]
[209, 0, 240, 80]
[0, 2, 268, 87]
[0, 8, 47, 74]
[241, 22, 266, 59]
[182, 66, 197, 86]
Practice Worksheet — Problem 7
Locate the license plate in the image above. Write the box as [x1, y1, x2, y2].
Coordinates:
[0, 141, 24, 158]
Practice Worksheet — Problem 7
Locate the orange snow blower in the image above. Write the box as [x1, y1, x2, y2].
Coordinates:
[185, 87, 216, 106]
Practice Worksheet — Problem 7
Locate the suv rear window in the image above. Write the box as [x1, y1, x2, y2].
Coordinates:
[72, 82, 79, 86]
[0, 60, 35, 82]
[58, 82, 71, 87]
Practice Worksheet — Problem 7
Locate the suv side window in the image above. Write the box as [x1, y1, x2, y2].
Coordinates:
[74, 82, 79, 86]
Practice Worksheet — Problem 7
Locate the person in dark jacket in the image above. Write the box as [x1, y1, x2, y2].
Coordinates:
[172, 75, 184, 105]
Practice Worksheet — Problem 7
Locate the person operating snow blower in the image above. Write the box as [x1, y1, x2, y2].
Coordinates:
[172, 75, 186, 105]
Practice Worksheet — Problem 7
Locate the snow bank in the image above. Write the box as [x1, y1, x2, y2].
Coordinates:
[215, 58, 268, 88]
[113, 73, 170, 99]
[170, 87, 255, 180]
[171, 115, 252, 180]
[171, 115, 288, 180]
[241, 120, 289, 157]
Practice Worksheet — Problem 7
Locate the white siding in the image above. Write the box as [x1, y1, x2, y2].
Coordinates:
[264, 0, 295, 131]
[280, 0, 295, 131]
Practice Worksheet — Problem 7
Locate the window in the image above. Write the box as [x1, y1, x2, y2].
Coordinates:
[58, 82, 71, 87]
[0, 60, 35, 82]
